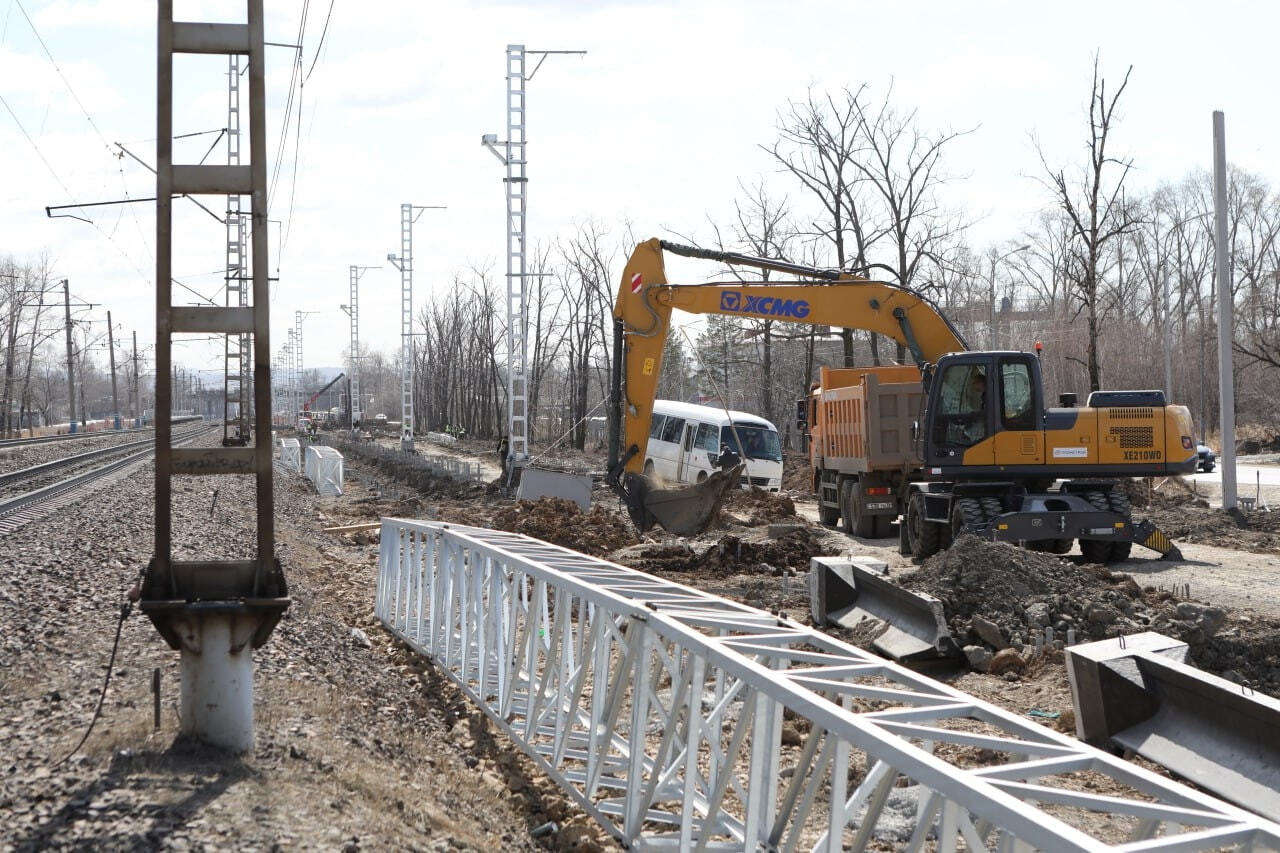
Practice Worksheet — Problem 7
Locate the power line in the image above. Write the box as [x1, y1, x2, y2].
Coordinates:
[303, 0, 336, 85]
[14, 0, 111, 151]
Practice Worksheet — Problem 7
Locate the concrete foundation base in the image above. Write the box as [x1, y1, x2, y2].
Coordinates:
[177, 612, 256, 753]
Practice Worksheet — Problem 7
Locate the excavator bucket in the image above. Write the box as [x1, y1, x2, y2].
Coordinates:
[618, 464, 744, 536]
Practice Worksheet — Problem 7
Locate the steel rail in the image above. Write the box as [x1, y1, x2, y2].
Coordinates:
[0, 424, 219, 534]
[0, 415, 203, 449]
[0, 419, 212, 488]
[376, 519, 1280, 852]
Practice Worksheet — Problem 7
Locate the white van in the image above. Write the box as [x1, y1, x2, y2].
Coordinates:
[644, 400, 783, 492]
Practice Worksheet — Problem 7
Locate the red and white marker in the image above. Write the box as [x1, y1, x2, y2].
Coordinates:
[630, 273, 643, 293]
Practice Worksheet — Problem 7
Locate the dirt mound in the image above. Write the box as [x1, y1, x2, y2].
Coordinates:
[902, 535, 1146, 648]
[702, 532, 829, 572]
[490, 498, 636, 557]
[1143, 504, 1280, 554]
[781, 452, 812, 492]
[720, 488, 797, 525]
[615, 529, 834, 576]
[1191, 622, 1280, 696]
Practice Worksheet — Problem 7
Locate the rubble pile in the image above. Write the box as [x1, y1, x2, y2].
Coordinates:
[903, 536, 1139, 651]
[489, 498, 637, 557]
[720, 488, 798, 526]
[615, 528, 834, 577]
[901, 535, 1280, 696]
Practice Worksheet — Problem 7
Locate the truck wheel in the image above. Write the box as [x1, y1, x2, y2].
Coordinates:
[908, 493, 941, 561]
[818, 473, 840, 526]
[841, 479, 876, 538]
[951, 497, 983, 540]
[1046, 539, 1074, 554]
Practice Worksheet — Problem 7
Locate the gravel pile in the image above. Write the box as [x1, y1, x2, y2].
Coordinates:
[0, 432, 614, 851]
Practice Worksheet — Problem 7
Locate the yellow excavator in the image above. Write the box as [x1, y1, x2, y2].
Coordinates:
[607, 238, 1193, 560]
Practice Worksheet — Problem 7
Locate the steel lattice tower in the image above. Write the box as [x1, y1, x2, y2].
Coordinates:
[222, 52, 250, 445]
[504, 45, 529, 469]
[398, 204, 413, 450]
[348, 265, 360, 429]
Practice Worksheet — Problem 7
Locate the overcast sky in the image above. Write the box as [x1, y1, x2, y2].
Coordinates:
[3, 0, 1278, 375]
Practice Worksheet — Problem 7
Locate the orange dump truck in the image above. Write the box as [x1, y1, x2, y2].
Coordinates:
[802, 364, 923, 537]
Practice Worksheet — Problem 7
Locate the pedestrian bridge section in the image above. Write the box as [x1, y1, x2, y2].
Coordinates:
[376, 519, 1280, 851]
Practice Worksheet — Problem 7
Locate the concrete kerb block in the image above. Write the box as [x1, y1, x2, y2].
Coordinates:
[1064, 631, 1189, 747]
[1066, 631, 1280, 819]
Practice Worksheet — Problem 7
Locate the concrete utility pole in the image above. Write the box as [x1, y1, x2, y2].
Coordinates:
[62, 279, 77, 433]
[388, 203, 445, 452]
[482, 44, 585, 478]
[107, 310, 120, 429]
[1212, 111, 1236, 510]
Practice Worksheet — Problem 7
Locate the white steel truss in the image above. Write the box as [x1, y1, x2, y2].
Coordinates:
[399, 203, 414, 451]
[222, 52, 250, 444]
[504, 44, 529, 470]
[376, 520, 1280, 852]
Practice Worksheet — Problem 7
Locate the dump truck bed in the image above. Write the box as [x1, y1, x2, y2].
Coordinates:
[813, 365, 922, 475]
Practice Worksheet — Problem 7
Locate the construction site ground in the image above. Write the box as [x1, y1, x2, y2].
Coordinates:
[5, 429, 1278, 850]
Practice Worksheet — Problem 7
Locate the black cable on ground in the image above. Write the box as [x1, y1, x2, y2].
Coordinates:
[52, 575, 141, 767]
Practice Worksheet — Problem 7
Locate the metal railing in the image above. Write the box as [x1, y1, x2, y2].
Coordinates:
[376, 519, 1280, 852]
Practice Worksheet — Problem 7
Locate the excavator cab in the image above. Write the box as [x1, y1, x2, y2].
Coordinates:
[919, 352, 1045, 475]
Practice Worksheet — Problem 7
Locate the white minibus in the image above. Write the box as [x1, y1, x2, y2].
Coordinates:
[643, 400, 783, 492]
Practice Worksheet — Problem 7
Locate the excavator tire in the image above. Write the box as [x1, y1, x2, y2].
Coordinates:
[951, 497, 984, 539]
[1079, 490, 1115, 563]
[1107, 486, 1133, 562]
[908, 493, 941, 561]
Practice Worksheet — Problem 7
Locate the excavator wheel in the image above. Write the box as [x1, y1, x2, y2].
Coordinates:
[1079, 490, 1115, 563]
[907, 493, 941, 561]
[1107, 486, 1133, 562]
[951, 497, 984, 539]
[1045, 538, 1074, 555]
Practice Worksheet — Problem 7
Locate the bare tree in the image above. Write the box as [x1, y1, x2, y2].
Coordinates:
[1037, 55, 1139, 391]
[765, 87, 884, 366]
[848, 85, 972, 363]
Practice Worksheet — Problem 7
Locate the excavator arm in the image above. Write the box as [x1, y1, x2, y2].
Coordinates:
[608, 238, 967, 534]
[302, 372, 345, 412]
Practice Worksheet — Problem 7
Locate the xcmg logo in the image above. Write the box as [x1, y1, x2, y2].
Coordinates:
[719, 291, 810, 319]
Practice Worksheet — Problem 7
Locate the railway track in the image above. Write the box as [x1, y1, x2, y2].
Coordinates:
[0, 423, 220, 535]
[0, 415, 202, 450]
